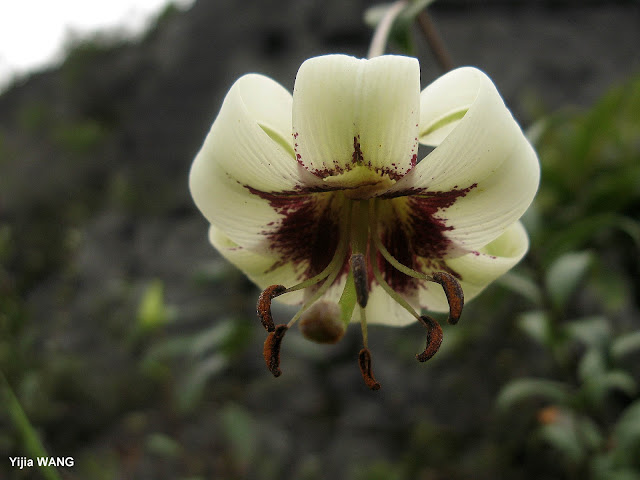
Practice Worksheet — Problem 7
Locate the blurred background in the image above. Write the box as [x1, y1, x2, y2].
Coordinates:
[1, 0, 639, 479]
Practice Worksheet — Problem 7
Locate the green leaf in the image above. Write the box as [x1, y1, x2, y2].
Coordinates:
[497, 272, 543, 305]
[146, 433, 182, 458]
[564, 316, 611, 348]
[496, 378, 572, 412]
[177, 355, 228, 413]
[190, 320, 236, 358]
[611, 400, 640, 462]
[517, 310, 552, 347]
[538, 421, 585, 464]
[137, 279, 173, 332]
[580, 357, 637, 407]
[578, 416, 604, 451]
[611, 331, 640, 360]
[578, 348, 606, 383]
[219, 403, 258, 468]
[600, 371, 637, 397]
[545, 251, 593, 311]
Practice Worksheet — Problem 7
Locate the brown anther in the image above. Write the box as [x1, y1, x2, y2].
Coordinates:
[263, 324, 288, 377]
[350, 253, 369, 308]
[257, 285, 286, 332]
[432, 272, 464, 324]
[358, 347, 381, 390]
[416, 315, 444, 362]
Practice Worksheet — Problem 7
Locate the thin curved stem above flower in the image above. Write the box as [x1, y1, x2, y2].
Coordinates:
[190, 54, 539, 390]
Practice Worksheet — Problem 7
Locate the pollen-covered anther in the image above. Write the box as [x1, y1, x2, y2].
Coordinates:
[432, 272, 464, 325]
[257, 284, 287, 332]
[263, 324, 288, 377]
[350, 253, 369, 308]
[416, 315, 444, 362]
[358, 347, 381, 390]
[299, 301, 346, 344]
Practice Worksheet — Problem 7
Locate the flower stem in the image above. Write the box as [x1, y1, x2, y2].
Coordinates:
[416, 10, 454, 72]
[0, 371, 62, 480]
[367, 0, 408, 58]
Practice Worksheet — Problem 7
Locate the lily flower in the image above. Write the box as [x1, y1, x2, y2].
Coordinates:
[189, 54, 539, 389]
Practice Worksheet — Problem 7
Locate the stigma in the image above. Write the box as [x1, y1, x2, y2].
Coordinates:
[255, 195, 464, 390]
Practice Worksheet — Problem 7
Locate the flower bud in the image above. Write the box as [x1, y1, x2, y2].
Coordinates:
[298, 301, 345, 344]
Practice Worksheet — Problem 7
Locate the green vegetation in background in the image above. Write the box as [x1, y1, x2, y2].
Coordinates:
[496, 72, 640, 480]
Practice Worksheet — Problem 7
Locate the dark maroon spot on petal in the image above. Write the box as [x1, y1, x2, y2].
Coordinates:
[406, 184, 477, 259]
[247, 187, 344, 279]
[380, 217, 420, 294]
[352, 136, 364, 164]
[310, 164, 406, 182]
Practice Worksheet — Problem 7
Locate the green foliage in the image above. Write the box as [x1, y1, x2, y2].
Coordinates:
[496, 378, 572, 412]
[0, 372, 62, 480]
[17, 102, 52, 132]
[219, 403, 258, 470]
[141, 317, 253, 413]
[52, 119, 108, 155]
[136, 279, 175, 333]
[545, 251, 593, 312]
[534, 74, 640, 261]
[495, 73, 640, 479]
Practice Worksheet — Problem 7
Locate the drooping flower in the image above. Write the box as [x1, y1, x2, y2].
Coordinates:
[189, 54, 539, 389]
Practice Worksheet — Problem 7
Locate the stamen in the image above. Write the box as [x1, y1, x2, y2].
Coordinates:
[370, 199, 464, 325]
[287, 259, 345, 328]
[350, 253, 369, 308]
[358, 347, 381, 390]
[263, 324, 288, 377]
[370, 243, 422, 321]
[416, 315, 444, 362]
[257, 285, 286, 332]
[359, 305, 369, 347]
[432, 272, 464, 325]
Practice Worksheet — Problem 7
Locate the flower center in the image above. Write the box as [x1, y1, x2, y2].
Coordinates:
[257, 194, 464, 390]
[321, 166, 396, 199]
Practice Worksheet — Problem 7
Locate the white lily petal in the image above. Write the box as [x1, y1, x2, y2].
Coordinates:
[190, 74, 324, 249]
[418, 67, 478, 146]
[208, 225, 305, 305]
[389, 67, 539, 251]
[292, 54, 420, 183]
[364, 285, 419, 326]
[309, 272, 418, 327]
[418, 221, 529, 312]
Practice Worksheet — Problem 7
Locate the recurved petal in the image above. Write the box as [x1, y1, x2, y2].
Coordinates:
[208, 225, 305, 305]
[190, 73, 324, 249]
[388, 67, 539, 252]
[417, 221, 529, 312]
[292, 54, 420, 183]
[417, 66, 480, 146]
